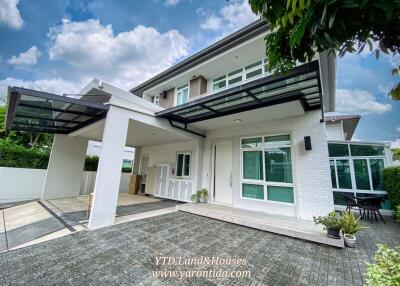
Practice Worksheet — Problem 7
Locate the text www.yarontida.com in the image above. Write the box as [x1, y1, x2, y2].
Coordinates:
[152, 269, 251, 280]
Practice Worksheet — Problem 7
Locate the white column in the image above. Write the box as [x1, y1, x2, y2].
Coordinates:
[41, 134, 88, 199]
[88, 106, 130, 230]
[132, 147, 141, 175]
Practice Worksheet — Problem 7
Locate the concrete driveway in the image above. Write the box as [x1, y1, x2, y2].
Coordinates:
[0, 211, 399, 285]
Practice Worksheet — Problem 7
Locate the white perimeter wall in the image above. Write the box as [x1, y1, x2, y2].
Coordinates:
[202, 110, 334, 220]
[0, 167, 130, 203]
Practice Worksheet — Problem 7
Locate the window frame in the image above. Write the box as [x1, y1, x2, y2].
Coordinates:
[240, 133, 295, 205]
[176, 151, 191, 178]
[328, 142, 388, 207]
[175, 84, 189, 106]
[212, 58, 269, 92]
[153, 95, 160, 106]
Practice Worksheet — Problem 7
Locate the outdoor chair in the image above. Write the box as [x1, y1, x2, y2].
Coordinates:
[357, 197, 385, 224]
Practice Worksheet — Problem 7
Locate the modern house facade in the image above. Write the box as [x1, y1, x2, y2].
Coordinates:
[4, 20, 392, 230]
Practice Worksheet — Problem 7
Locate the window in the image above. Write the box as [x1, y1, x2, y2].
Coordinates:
[176, 85, 189, 106]
[176, 152, 190, 177]
[212, 75, 226, 90]
[328, 143, 349, 157]
[227, 68, 243, 85]
[153, 95, 160, 106]
[336, 159, 352, 189]
[370, 159, 384, 190]
[330, 160, 337, 188]
[353, 159, 371, 190]
[350, 144, 385, 156]
[245, 60, 263, 79]
[241, 134, 294, 204]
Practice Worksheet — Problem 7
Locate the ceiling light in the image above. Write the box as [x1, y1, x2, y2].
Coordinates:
[233, 119, 242, 123]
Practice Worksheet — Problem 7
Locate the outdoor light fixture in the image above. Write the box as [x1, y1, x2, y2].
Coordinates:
[304, 136, 312, 151]
[233, 119, 242, 123]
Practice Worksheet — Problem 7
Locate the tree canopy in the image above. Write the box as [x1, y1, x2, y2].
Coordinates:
[249, 0, 400, 99]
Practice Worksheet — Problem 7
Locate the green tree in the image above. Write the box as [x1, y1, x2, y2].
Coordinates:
[248, 0, 400, 99]
[393, 148, 400, 161]
[0, 105, 53, 150]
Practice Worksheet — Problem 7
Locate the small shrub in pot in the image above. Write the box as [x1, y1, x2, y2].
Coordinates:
[313, 211, 342, 239]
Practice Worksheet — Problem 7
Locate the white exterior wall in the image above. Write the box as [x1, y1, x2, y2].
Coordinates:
[326, 122, 345, 140]
[202, 110, 334, 220]
[141, 140, 199, 181]
[0, 168, 130, 203]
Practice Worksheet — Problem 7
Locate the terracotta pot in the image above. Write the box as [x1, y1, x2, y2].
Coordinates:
[327, 228, 341, 239]
[344, 234, 357, 247]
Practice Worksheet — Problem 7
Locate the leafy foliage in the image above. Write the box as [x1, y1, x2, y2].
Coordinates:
[393, 148, 400, 161]
[313, 211, 342, 230]
[248, 0, 400, 99]
[395, 206, 400, 224]
[0, 140, 50, 169]
[341, 210, 365, 235]
[191, 188, 209, 202]
[84, 155, 99, 171]
[382, 166, 400, 207]
[366, 244, 400, 286]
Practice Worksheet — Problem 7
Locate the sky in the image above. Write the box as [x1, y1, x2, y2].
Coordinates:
[0, 0, 399, 147]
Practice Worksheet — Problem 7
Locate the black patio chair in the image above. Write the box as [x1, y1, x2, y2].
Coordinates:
[357, 197, 385, 224]
[343, 193, 359, 214]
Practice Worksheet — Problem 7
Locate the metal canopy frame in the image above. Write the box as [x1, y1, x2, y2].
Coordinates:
[5, 86, 109, 134]
[156, 61, 323, 124]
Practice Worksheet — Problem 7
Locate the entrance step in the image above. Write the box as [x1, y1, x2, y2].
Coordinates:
[177, 203, 344, 248]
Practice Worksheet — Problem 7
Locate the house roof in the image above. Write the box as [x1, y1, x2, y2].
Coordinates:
[129, 20, 267, 96]
[325, 113, 361, 140]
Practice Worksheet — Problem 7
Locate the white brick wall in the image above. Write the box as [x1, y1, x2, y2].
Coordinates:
[202, 110, 334, 220]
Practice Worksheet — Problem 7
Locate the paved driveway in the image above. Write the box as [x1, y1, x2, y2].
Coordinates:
[0, 212, 399, 285]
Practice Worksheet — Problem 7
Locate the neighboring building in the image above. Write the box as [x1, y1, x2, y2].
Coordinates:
[4, 20, 393, 230]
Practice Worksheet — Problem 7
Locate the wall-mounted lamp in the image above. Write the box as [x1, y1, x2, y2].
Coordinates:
[304, 136, 312, 151]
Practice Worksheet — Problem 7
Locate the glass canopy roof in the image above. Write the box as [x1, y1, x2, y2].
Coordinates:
[5, 87, 109, 134]
[156, 61, 322, 124]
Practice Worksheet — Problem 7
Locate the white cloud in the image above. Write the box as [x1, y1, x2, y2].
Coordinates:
[164, 0, 180, 7]
[0, 77, 82, 102]
[0, 0, 23, 30]
[391, 138, 400, 149]
[7, 46, 41, 66]
[47, 19, 188, 90]
[336, 88, 392, 115]
[200, 15, 222, 31]
[200, 0, 258, 34]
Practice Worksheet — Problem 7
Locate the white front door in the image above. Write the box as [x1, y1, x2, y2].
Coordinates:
[214, 140, 233, 204]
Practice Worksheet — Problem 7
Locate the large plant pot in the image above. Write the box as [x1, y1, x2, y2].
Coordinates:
[199, 197, 206, 203]
[327, 228, 341, 239]
[344, 234, 356, 247]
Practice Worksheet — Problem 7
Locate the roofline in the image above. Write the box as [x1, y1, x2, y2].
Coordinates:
[129, 19, 267, 95]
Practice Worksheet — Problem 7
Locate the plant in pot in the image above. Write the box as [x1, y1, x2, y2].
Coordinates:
[199, 189, 208, 203]
[341, 210, 366, 247]
[190, 190, 202, 203]
[313, 211, 342, 239]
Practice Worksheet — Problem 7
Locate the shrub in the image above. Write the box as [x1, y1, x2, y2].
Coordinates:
[122, 167, 132, 173]
[84, 155, 99, 171]
[382, 166, 400, 207]
[395, 206, 400, 223]
[341, 210, 366, 235]
[313, 211, 342, 230]
[0, 141, 49, 169]
[366, 244, 400, 286]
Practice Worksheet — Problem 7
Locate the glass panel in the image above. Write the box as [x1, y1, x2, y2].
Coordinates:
[328, 143, 349, 157]
[332, 192, 347, 206]
[245, 60, 262, 70]
[267, 186, 294, 203]
[265, 147, 292, 183]
[213, 75, 226, 82]
[228, 76, 242, 85]
[246, 69, 262, 79]
[265, 135, 291, 145]
[213, 81, 226, 90]
[176, 154, 184, 176]
[330, 160, 337, 188]
[241, 137, 262, 148]
[380, 199, 392, 210]
[243, 151, 263, 180]
[177, 88, 189, 105]
[228, 68, 242, 77]
[242, 184, 264, 199]
[184, 154, 190, 176]
[350, 144, 385, 156]
[336, 159, 352, 189]
[370, 159, 384, 190]
[353, 159, 371, 190]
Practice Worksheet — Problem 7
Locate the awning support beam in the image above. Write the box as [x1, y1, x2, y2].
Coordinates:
[168, 119, 206, 138]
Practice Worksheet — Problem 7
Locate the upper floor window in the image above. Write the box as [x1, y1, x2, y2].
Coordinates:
[212, 59, 269, 91]
[153, 95, 160, 106]
[176, 84, 189, 106]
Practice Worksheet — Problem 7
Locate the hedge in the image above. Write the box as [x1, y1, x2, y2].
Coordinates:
[0, 142, 132, 173]
[0, 141, 49, 169]
[382, 166, 400, 208]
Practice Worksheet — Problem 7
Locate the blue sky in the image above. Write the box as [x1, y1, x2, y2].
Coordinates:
[0, 0, 399, 146]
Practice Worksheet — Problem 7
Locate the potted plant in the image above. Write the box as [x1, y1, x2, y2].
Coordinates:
[341, 210, 365, 247]
[190, 189, 208, 203]
[313, 211, 342, 239]
[199, 188, 208, 203]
